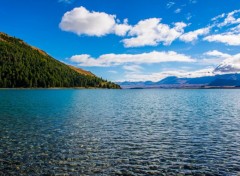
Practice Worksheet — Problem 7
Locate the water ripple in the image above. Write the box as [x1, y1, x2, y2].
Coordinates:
[0, 89, 240, 175]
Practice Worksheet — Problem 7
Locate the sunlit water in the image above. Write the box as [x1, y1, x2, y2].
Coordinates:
[0, 89, 240, 175]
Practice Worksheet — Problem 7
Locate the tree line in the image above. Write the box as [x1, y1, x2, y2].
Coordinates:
[0, 33, 120, 89]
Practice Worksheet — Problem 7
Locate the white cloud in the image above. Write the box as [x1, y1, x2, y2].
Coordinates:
[230, 24, 240, 33]
[219, 10, 240, 27]
[59, 7, 240, 48]
[59, 0, 74, 4]
[203, 50, 240, 73]
[189, 0, 197, 4]
[60, 6, 198, 47]
[123, 65, 143, 72]
[204, 50, 231, 58]
[204, 10, 240, 46]
[108, 70, 118, 74]
[199, 58, 225, 65]
[120, 68, 214, 82]
[186, 13, 192, 21]
[69, 51, 195, 67]
[59, 6, 131, 36]
[70, 54, 100, 66]
[205, 51, 240, 70]
[211, 9, 240, 27]
[119, 50, 240, 82]
[122, 18, 187, 47]
[219, 53, 240, 69]
[174, 8, 181, 14]
[166, 2, 175, 9]
[113, 19, 132, 36]
[204, 33, 240, 46]
[211, 13, 225, 22]
[179, 27, 210, 42]
[199, 50, 232, 65]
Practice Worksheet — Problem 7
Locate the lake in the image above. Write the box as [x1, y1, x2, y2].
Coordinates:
[0, 89, 240, 175]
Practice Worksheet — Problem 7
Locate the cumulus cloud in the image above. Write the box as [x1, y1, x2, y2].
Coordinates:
[122, 18, 187, 47]
[204, 50, 231, 58]
[219, 53, 240, 69]
[59, 6, 131, 36]
[179, 27, 210, 42]
[204, 33, 240, 46]
[204, 50, 240, 70]
[202, 50, 240, 73]
[59, 6, 196, 47]
[59, 7, 240, 48]
[69, 51, 195, 67]
[113, 19, 132, 36]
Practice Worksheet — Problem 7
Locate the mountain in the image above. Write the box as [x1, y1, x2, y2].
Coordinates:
[208, 74, 240, 87]
[0, 32, 120, 88]
[118, 74, 240, 89]
[214, 62, 240, 74]
[156, 76, 216, 85]
[118, 55, 240, 89]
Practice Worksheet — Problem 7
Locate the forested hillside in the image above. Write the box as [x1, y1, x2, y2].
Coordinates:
[0, 32, 120, 88]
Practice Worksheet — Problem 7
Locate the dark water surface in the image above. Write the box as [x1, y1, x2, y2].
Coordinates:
[0, 89, 240, 175]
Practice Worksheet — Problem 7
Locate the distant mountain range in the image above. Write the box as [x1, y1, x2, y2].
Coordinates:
[0, 32, 120, 88]
[118, 48, 240, 89]
[118, 73, 240, 89]
[118, 64, 240, 89]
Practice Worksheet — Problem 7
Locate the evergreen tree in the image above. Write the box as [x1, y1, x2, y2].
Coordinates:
[0, 32, 120, 89]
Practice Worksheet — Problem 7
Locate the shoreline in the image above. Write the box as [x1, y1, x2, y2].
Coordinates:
[1, 87, 240, 90]
[124, 86, 240, 89]
[0, 87, 120, 90]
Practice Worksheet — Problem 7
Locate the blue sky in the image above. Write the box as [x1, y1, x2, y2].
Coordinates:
[1, 0, 240, 81]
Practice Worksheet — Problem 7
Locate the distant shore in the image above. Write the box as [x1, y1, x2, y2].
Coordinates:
[124, 86, 240, 89]
[1, 86, 240, 90]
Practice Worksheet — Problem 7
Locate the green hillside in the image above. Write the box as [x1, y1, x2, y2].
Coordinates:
[0, 32, 120, 88]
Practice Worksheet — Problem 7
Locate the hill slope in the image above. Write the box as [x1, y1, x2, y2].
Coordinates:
[0, 32, 120, 88]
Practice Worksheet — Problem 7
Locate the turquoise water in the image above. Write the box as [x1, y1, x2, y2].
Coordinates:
[0, 89, 240, 175]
